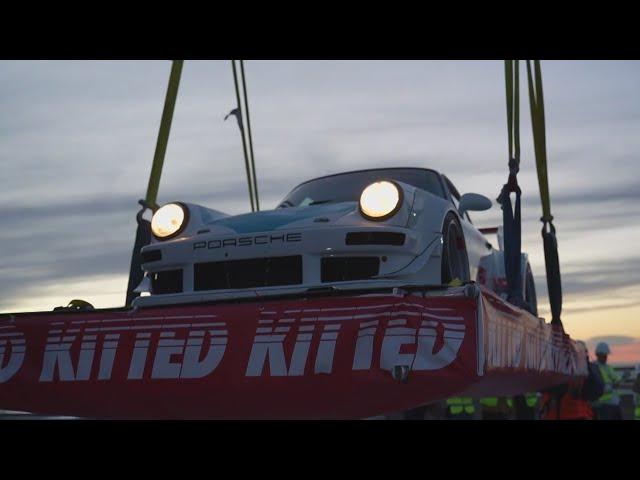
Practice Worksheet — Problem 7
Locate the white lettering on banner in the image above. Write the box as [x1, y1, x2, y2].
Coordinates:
[380, 325, 416, 371]
[40, 333, 77, 381]
[180, 330, 227, 378]
[40, 332, 118, 382]
[413, 324, 465, 370]
[4, 303, 590, 386]
[0, 329, 26, 383]
[149, 330, 227, 379]
[128, 334, 150, 379]
[352, 321, 378, 370]
[246, 320, 342, 376]
[487, 319, 576, 375]
[380, 320, 466, 371]
[140, 329, 228, 380]
[98, 335, 120, 380]
[151, 333, 185, 379]
[36, 317, 228, 382]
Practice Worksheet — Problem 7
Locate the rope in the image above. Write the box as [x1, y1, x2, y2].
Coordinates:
[240, 60, 260, 211]
[145, 60, 183, 211]
[526, 60, 563, 328]
[230, 60, 257, 212]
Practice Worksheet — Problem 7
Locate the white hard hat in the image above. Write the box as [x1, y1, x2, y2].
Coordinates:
[595, 342, 610, 355]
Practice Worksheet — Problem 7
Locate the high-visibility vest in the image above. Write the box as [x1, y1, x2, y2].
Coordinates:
[480, 397, 498, 408]
[506, 395, 538, 409]
[597, 363, 621, 404]
[635, 405, 640, 421]
[525, 393, 538, 408]
[446, 397, 475, 415]
[482, 397, 516, 409]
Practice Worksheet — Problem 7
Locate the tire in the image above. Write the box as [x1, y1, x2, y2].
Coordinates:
[441, 212, 470, 284]
[524, 262, 538, 316]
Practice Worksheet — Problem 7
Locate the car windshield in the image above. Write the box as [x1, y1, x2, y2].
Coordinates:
[279, 168, 446, 208]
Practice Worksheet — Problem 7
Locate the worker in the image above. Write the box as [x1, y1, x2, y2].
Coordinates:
[592, 342, 623, 420]
[445, 397, 475, 420]
[540, 342, 603, 420]
[540, 380, 594, 420]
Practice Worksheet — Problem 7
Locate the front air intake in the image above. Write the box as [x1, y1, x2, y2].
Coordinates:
[321, 257, 380, 282]
[151, 269, 183, 294]
[141, 249, 162, 263]
[346, 232, 405, 246]
[194, 255, 303, 291]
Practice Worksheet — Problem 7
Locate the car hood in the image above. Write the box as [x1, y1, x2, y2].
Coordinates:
[206, 202, 357, 234]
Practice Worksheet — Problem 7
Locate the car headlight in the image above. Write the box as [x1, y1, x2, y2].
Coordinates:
[151, 203, 189, 240]
[359, 181, 403, 221]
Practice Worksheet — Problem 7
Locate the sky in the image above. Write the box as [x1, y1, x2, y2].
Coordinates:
[1, 60, 639, 365]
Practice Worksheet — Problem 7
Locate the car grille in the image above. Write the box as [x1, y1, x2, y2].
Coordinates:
[194, 255, 303, 291]
[151, 269, 183, 294]
[321, 257, 380, 282]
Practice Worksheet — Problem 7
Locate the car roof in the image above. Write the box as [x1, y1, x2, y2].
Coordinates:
[291, 167, 443, 189]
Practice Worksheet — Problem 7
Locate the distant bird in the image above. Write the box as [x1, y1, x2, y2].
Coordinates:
[225, 107, 244, 132]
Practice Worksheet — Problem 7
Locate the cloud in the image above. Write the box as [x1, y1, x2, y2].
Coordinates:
[584, 336, 640, 365]
[2, 60, 640, 326]
[585, 335, 637, 347]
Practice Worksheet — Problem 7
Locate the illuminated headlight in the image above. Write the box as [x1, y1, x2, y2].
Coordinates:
[359, 181, 403, 221]
[151, 203, 189, 240]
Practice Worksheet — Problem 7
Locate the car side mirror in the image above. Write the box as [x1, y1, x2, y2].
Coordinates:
[458, 193, 492, 216]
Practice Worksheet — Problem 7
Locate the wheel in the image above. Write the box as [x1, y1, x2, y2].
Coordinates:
[524, 262, 538, 316]
[441, 212, 470, 284]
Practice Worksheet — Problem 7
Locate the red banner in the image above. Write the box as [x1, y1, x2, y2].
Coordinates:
[0, 286, 586, 419]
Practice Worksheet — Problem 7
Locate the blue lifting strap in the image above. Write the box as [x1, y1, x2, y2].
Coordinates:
[498, 60, 526, 310]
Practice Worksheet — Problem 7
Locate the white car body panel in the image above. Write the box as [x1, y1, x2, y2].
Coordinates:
[133, 168, 520, 308]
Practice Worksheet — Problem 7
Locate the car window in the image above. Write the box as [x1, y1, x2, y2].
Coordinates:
[280, 168, 446, 208]
[444, 176, 460, 206]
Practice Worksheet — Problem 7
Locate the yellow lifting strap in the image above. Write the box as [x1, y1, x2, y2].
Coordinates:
[126, 60, 183, 306]
[145, 60, 184, 211]
[525, 60, 552, 224]
[525, 60, 563, 327]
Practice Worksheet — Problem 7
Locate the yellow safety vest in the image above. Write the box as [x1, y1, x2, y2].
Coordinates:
[446, 397, 475, 415]
[597, 363, 621, 404]
[525, 393, 538, 408]
[635, 405, 640, 421]
[480, 397, 498, 408]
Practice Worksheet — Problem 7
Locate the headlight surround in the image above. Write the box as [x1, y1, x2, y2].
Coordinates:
[151, 202, 189, 240]
[359, 180, 403, 221]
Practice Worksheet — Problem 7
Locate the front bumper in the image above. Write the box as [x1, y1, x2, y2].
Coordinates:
[137, 225, 441, 305]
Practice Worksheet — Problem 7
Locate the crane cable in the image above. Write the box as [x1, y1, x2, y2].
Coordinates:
[227, 60, 260, 211]
[126, 60, 184, 306]
[241, 60, 260, 211]
[526, 60, 563, 328]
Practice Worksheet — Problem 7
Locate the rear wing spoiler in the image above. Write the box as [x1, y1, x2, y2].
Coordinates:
[479, 226, 504, 251]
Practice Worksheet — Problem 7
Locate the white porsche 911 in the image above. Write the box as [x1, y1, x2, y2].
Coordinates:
[135, 167, 537, 313]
